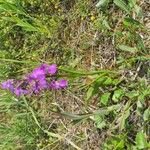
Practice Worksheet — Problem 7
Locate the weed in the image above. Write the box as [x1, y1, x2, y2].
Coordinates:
[0, 0, 149, 149]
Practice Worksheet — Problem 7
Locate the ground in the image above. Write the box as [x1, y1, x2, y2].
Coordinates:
[0, 0, 149, 150]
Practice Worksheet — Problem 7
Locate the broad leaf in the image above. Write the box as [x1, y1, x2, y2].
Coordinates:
[112, 89, 124, 102]
[114, 0, 130, 14]
[117, 101, 131, 130]
[96, 0, 110, 7]
[123, 17, 143, 28]
[119, 109, 130, 130]
[100, 92, 111, 105]
[94, 115, 106, 129]
[118, 45, 138, 53]
[143, 108, 149, 121]
[103, 77, 112, 85]
[0, 2, 26, 15]
[86, 86, 95, 102]
[136, 131, 148, 149]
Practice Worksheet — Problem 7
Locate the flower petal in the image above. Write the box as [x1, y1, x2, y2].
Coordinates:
[49, 79, 68, 89]
[14, 88, 28, 96]
[47, 64, 57, 75]
[1, 79, 14, 92]
[58, 79, 68, 88]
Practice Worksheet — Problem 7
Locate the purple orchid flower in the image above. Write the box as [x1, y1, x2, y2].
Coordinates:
[58, 80, 68, 88]
[39, 64, 57, 75]
[47, 64, 57, 75]
[14, 88, 28, 97]
[32, 82, 41, 94]
[50, 79, 68, 89]
[27, 65, 48, 92]
[29, 67, 45, 80]
[1, 63, 68, 97]
[1, 79, 14, 92]
[31, 77, 47, 93]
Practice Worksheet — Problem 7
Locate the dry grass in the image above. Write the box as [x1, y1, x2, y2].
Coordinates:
[0, 0, 149, 149]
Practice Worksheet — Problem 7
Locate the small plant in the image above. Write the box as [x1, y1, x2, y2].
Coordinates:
[0, 0, 149, 149]
[1, 64, 68, 96]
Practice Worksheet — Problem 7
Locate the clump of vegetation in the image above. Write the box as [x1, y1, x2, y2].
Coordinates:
[0, 0, 149, 149]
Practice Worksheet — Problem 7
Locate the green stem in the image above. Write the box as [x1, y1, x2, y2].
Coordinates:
[59, 67, 117, 76]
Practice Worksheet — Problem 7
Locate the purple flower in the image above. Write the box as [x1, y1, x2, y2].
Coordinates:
[29, 64, 57, 80]
[32, 82, 40, 94]
[27, 65, 47, 92]
[1, 64, 68, 96]
[29, 67, 45, 80]
[39, 77, 47, 89]
[47, 64, 57, 75]
[50, 79, 68, 89]
[14, 87, 28, 97]
[39, 63, 57, 75]
[49, 80, 60, 89]
[40, 64, 49, 72]
[1, 79, 14, 92]
[58, 80, 68, 88]
[30, 77, 47, 94]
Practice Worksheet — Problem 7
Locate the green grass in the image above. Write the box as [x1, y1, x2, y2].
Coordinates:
[0, 0, 149, 149]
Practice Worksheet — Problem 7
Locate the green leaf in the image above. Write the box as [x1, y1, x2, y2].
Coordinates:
[93, 104, 121, 115]
[100, 92, 111, 105]
[125, 91, 139, 99]
[117, 101, 131, 130]
[135, 56, 150, 61]
[112, 79, 122, 85]
[128, 0, 136, 7]
[138, 88, 150, 102]
[94, 115, 106, 129]
[114, 139, 125, 149]
[123, 17, 142, 28]
[118, 45, 138, 53]
[59, 67, 115, 76]
[96, 0, 110, 7]
[60, 112, 90, 121]
[0, 2, 26, 15]
[95, 76, 107, 85]
[136, 131, 148, 149]
[2, 16, 39, 32]
[134, 5, 143, 17]
[112, 89, 124, 102]
[119, 109, 130, 130]
[136, 34, 146, 51]
[143, 108, 149, 121]
[86, 87, 95, 102]
[114, 0, 130, 14]
[102, 19, 111, 30]
[103, 77, 112, 85]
